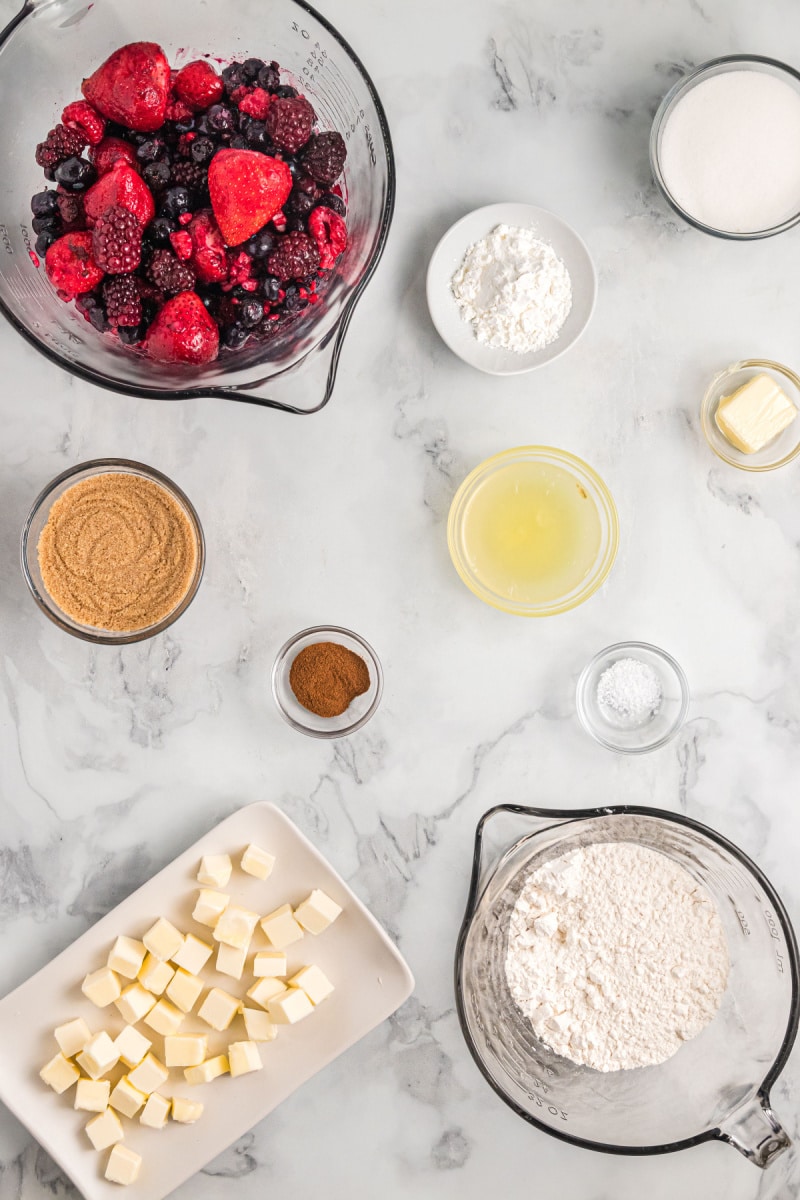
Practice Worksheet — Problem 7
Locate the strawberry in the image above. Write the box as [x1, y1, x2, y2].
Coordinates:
[238, 88, 271, 120]
[45, 231, 104, 295]
[308, 205, 347, 269]
[144, 291, 219, 364]
[186, 209, 227, 283]
[89, 137, 138, 176]
[174, 60, 224, 110]
[82, 42, 169, 133]
[208, 149, 292, 246]
[61, 101, 106, 146]
[84, 162, 155, 227]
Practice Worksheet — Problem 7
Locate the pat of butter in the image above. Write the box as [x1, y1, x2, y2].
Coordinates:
[184, 1054, 229, 1085]
[260, 904, 304, 950]
[74, 1079, 110, 1113]
[40, 1053, 80, 1094]
[171, 1095, 204, 1123]
[105, 1144, 142, 1186]
[197, 987, 240, 1031]
[715, 372, 797, 454]
[109, 1077, 147, 1119]
[246, 977, 286, 1010]
[107, 936, 147, 980]
[164, 1034, 208, 1068]
[242, 1008, 277, 1043]
[144, 998, 185, 1037]
[54, 1017, 91, 1059]
[253, 951, 287, 978]
[294, 889, 342, 935]
[166, 968, 204, 1013]
[172, 933, 213, 976]
[288, 964, 334, 1005]
[115, 983, 156, 1025]
[140, 1092, 171, 1130]
[197, 854, 232, 889]
[138, 954, 175, 996]
[240, 844, 275, 880]
[114, 1026, 152, 1069]
[216, 941, 248, 981]
[76, 1032, 119, 1080]
[142, 918, 184, 962]
[85, 1107, 124, 1151]
[213, 904, 259, 950]
[127, 1053, 169, 1095]
[228, 1040, 262, 1078]
[81, 967, 121, 1009]
[192, 890, 230, 929]
[268, 988, 314, 1025]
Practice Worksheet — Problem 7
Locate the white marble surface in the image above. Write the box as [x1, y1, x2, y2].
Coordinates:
[1, 0, 800, 1197]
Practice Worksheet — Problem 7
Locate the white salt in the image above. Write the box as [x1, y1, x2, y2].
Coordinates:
[596, 657, 662, 724]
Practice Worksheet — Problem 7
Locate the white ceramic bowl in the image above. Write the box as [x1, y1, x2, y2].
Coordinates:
[426, 203, 597, 375]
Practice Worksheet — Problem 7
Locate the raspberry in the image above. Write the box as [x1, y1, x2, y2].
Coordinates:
[103, 275, 142, 327]
[301, 132, 346, 186]
[169, 230, 193, 260]
[239, 88, 271, 120]
[91, 205, 142, 273]
[62, 101, 106, 146]
[308, 205, 347, 269]
[35, 124, 87, 171]
[265, 96, 315, 154]
[170, 160, 208, 192]
[147, 248, 196, 293]
[266, 230, 319, 281]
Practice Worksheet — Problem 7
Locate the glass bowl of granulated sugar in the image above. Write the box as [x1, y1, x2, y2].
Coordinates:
[576, 640, 689, 753]
[651, 55, 800, 239]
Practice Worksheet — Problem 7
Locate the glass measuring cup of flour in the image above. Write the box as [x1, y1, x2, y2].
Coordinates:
[456, 804, 798, 1166]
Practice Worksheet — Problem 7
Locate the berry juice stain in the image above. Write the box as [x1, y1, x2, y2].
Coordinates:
[29, 251, 40, 267]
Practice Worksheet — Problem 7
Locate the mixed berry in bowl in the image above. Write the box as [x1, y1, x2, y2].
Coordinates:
[31, 42, 348, 364]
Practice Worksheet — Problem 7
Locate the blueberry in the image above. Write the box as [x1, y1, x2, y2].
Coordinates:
[275, 85, 298, 99]
[174, 115, 196, 134]
[118, 323, 145, 345]
[287, 190, 315, 216]
[196, 287, 219, 314]
[190, 137, 216, 165]
[159, 186, 192, 221]
[261, 275, 281, 302]
[319, 192, 346, 217]
[257, 62, 280, 91]
[239, 298, 264, 328]
[194, 114, 213, 137]
[35, 230, 57, 255]
[143, 162, 171, 192]
[222, 62, 248, 93]
[229, 135, 248, 150]
[87, 305, 109, 332]
[31, 214, 61, 234]
[54, 156, 96, 192]
[283, 284, 307, 312]
[244, 230, 274, 258]
[244, 121, 271, 153]
[43, 167, 56, 182]
[241, 57, 265, 82]
[130, 132, 150, 146]
[222, 322, 249, 349]
[145, 216, 176, 246]
[285, 214, 307, 233]
[30, 189, 59, 218]
[207, 104, 236, 134]
[136, 137, 168, 164]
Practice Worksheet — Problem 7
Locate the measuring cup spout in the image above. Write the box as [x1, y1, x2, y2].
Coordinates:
[718, 1094, 791, 1168]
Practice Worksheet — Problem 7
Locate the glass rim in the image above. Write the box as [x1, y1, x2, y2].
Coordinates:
[271, 624, 384, 738]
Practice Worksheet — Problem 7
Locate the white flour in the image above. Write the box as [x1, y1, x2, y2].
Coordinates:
[450, 224, 572, 354]
[505, 842, 729, 1072]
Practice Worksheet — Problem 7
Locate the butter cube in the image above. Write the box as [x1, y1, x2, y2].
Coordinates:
[288, 964, 334, 1005]
[54, 1017, 91, 1058]
[246, 977, 286, 1010]
[127, 1053, 169, 1095]
[171, 1095, 204, 1123]
[268, 988, 314, 1025]
[164, 1035, 208, 1068]
[40, 1052, 80, 1094]
[115, 983, 156, 1025]
[114, 1026, 152, 1069]
[240, 844, 275, 880]
[86, 1107, 124, 1151]
[76, 1032, 119, 1080]
[109, 1077, 146, 1119]
[74, 1079, 110, 1112]
[107, 936, 147, 980]
[213, 904, 259, 950]
[294, 889, 342, 935]
[138, 953, 175, 996]
[260, 904, 304, 950]
[105, 1144, 142, 1186]
[166, 968, 204, 1013]
[144, 998, 184, 1037]
[242, 1008, 277, 1043]
[171, 933, 213, 976]
[197, 987, 240, 1031]
[142, 918, 184, 962]
[192, 890, 230, 928]
[216, 942, 247, 981]
[81, 967, 122, 1008]
[140, 1092, 171, 1130]
[228, 1040, 262, 1078]
[197, 854, 232, 888]
[184, 1055, 229, 1085]
[715, 372, 798, 454]
[253, 951, 287, 978]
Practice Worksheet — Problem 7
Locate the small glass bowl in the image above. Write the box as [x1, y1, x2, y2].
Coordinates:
[701, 359, 800, 471]
[21, 458, 205, 645]
[650, 55, 800, 239]
[272, 625, 383, 739]
[576, 641, 689, 754]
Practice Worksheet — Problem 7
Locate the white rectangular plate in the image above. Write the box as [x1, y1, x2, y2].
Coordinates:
[0, 802, 414, 1200]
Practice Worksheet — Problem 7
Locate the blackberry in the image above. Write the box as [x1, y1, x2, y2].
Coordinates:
[266, 230, 320, 281]
[170, 160, 208, 193]
[265, 96, 315, 153]
[257, 61, 280, 92]
[207, 104, 236, 135]
[92, 204, 142, 273]
[147, 248, 196, 293]
[319, 192, 346, 217]
[301, 131, 347, 186]
[222, 322, 249, 349]
[190, 137, 216, 165]
[241, 57, 265, 82]
[159, 186, 192, 221]
[136, 137, 169, 164]
[222, 62, 248, 94]
[145, 216, 176, 247]
[239, 298, 264, 328]
[103, 275, 142, 327]
[35, 124, 87, 170]
[244, 230, 274, 259]
[54, 156, 96, 192]
[35, 230, 58, 256]
[30, 190, 60, 218]
[32, 215, 61, 235]
[143, 162, 171, 192]
[275, 85, 298, 99]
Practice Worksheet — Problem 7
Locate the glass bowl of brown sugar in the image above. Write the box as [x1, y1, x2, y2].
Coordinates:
[21, 458, 205, 645]
[272, 625, 383, 738]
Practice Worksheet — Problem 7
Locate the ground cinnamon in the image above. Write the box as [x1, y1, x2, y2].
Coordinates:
[289, 641, 370, 718]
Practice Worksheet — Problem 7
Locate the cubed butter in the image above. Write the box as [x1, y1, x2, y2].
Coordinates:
[213, 904, 259, 950]
[105, 1144, 142, 1186]
[260, 904, 304, 950]
[240, 844, 275, 880]
[138, 953, 175, 996]
[76, 1032, 119, 1080]
[192, 890, 230, 928]
[54, 1017, 91, 1058]
[164, 1035, 208, 1068]
[268, 988, 314, 1025]
[144, 998, 184, 1037]
[288, 964, 334, 1005]
[140, 1092, 171, 1130]
[197, 854, 232, 889]
[85, 1107, 124, 1152]
[81, 967, 122, 1008]
[715, 372, 798, 454]
[197, 987, 240, 1031]
[127, 1053, 169, 1095]
[216, 941, 247, 981]
[74, 1079, 110, 1112]
[166, 968, 204, 1013]
[171, 1095, 203, 1123]
[109, 1077, 147, 1119]
[246, 977, 286, 1010]
[228, 1040, 262, 1078]
[115, 982, 156, 1025]
[114, 1025, 152, 1069]
[142, 918, 184, 962]
[294, 889, 342, 935]
[242, 1008, 277, 1043]
[184, 1055, 229, 1085]
[253, 951, 287, 978]
[40, 1053, 80, 1094]
[171, 933, 213, 976]
[107, 936, 146, 980]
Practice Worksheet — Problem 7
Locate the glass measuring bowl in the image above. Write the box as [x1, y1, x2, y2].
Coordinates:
[0, 0, 394, 413]
[456, 804, 799, 1166]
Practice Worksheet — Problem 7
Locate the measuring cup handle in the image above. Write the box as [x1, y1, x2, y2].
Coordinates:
[717, 1093, 791, 1168]
[462, 804, 557, 920]
[206, 322, 344, 415]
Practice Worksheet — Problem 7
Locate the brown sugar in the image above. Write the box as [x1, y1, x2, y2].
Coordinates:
[37, 472, 198, 632]
[289, 641, 371, 717]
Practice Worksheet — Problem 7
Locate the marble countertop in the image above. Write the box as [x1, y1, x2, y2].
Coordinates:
[2, 0, 800, 1196]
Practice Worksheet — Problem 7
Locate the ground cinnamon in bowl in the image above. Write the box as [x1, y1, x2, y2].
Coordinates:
[289, 642, 371, 717]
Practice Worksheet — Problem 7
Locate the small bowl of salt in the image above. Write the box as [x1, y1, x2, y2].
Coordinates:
[576, 641, 689, 754]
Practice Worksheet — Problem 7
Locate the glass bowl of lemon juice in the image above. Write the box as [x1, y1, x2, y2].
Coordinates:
[447, 447, 618, 616]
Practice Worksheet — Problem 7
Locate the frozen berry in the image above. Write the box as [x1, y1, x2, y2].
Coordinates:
[239, 88, 271, 120]
[171, 160, 208, 192]
[286, 190, 315, 217]
[222, 322, 248, 348]
[266, 230, 319, 280]
[174, 60, 224, 110]
[265, 96, 315, 153]
[308, 204, 347, 269]
[54, 156, 96, 192]
[62, 101, 106, 145]
[45, 231, 104, 295]
[221, 62, 248, 94]
[243, 120, 271, 153]
[136, 137, 168, 164]
[32, 215, 60, 235]
[143, 161, 171, 192]
[241, 57, 265, 82]
[257, 62, 280, 92]
[244, 229, 274, 258]
[35, 124, 87, 171]
[103, 274, 142, 326]
[89, 136, 138, 175]
[147, 247, 195, 293]
[145, 216, 176, 246]
[31, 190, 60, 218]
[319, 191, 346, 217]
[92, 204, 142, 273]
[239, 297, 263, 327]
[159, 186, 192, 220]
[301, 131, 346, 186]
[190, 137, 216, 165]
[275, 85, 298, 99]
[207, 104, 236, 135]
[36, 230, 58, 255]
[261, 274, 280, 302]
[56, 192, 85, 231]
